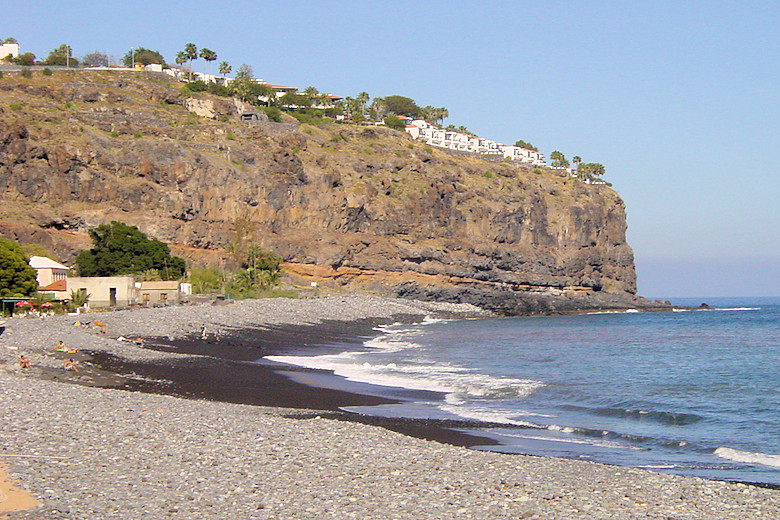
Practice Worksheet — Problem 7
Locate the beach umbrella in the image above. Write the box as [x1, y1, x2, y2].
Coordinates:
[41, 302, 54, 308]
[15, 301, 30, 307]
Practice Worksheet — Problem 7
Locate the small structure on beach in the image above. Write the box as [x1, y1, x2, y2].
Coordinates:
[67, 275, 137, 308]
[138, 281, 181, 306]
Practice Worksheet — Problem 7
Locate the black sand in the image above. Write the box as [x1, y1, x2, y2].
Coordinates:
[86, 318, 500, 449]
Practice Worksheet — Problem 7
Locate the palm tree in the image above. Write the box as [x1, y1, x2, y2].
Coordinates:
[573, 156, 582, 167]
[175, 51, 187, 79]
[356, 91, 370, 118]
[437, 107, 449, 126]
[369, 98, 385, 121]
[183, 42, 197, 80]
[218, 61, 232, 78]
[199, 48, 217, 80]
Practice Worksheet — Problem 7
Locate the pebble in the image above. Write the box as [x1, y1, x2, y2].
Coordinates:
[0, 295, 778, 518]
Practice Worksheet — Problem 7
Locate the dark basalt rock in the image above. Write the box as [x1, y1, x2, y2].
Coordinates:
[0, 72, 662, 314]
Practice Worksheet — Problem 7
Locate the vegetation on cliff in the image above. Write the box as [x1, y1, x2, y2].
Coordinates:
[75, 221, 185, 280]
[0, 69, 649, 313]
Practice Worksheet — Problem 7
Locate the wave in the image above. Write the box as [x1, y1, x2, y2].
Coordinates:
[714, 447, 780, 468]
[560, 404, 704, 425]
[266, 349, 544, 401]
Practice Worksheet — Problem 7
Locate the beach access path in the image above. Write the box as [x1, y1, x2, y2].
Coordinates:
[1, 295, 779, 519]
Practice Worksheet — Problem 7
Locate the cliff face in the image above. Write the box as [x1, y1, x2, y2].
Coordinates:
[0, 71, 652, 313]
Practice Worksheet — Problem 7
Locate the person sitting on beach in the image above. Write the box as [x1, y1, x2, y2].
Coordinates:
[63, 358, 79, 372]
[18, 355, 31, 369]
[54, 340, 68, 352]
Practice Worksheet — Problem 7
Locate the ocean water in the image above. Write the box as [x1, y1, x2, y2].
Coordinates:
[265, 297, 780, 485]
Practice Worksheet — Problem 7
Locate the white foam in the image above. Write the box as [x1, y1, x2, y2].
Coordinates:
[586, 309, 641, 315]
[437, 403, 539, 427]
[491, 430, 648, 451]
[267, 328, 544, 402]
[714, 447, 780, 468]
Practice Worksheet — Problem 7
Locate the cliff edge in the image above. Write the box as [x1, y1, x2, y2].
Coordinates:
[0, 71, 664, 313]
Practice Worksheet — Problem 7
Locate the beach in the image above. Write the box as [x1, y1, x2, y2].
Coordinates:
[1, 295, 779, 519]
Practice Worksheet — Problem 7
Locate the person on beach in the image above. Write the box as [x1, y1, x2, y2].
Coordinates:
[18, 355, 31, 369]
[63, 358, 79, 372]
[55, 340, 67, 352]
[200, 324, 207, 340]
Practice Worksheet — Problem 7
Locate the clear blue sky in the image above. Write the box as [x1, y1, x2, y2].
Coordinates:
[4, 1, 779, 298]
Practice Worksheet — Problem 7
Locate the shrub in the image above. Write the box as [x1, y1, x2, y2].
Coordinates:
[110, 130, 119, 137]
[42, 67, 52, 76]
[20, 67, 32, 78]
[184, 80, 207, 92]
[9, 103, 22, 111]
[384, 115, 406, 130]
[226, 132, 236, 140]
[207, 82, 230, 97]
[133, 131, 143, 138]
[189, 266, 224, 294]
[262, 106, 282, 122]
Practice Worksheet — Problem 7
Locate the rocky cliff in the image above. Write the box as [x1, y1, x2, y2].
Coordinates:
[0, 71, 661, 313]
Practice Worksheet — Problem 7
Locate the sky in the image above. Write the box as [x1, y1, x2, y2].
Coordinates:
[4, 1, 779, 298]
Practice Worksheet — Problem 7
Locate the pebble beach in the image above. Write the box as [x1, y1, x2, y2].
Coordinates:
[1, 295, 779, 519]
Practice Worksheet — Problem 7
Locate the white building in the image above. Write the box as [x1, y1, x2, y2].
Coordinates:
[405, 120, 545, 165]
[501, 145, 546, 166]
[0, 42, 20, 60]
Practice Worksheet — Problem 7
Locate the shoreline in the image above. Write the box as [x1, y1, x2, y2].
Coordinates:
[1, 295, 779, 518]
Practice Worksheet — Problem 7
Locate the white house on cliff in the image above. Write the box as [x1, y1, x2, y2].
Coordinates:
[404, 119, 545, 166]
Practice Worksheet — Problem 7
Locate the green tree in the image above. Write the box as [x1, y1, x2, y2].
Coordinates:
[230, 64, 257, 102]
[218, 60, 231, 77]
[44, 44, 77, 67]
[550, 150, 570, 168]
[75, 221, 186, 280]
[122, 47, 164, 67]
[383, 95, 420, 117]
[3, 37, 18, 44]
[0, 238, 38, 297]
[578, 162, 606, 177]
[572, 155, 582, 167]
[13, 52, 35, 66]
[514, 140, 538, 151]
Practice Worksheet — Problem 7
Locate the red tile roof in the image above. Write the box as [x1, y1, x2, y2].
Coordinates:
[39, 280, 67, 292]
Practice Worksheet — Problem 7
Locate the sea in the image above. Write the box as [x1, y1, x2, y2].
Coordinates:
[265, 297, 780, 485]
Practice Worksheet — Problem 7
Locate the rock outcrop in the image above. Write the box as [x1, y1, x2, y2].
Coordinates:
[0, 71, 663, 313]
